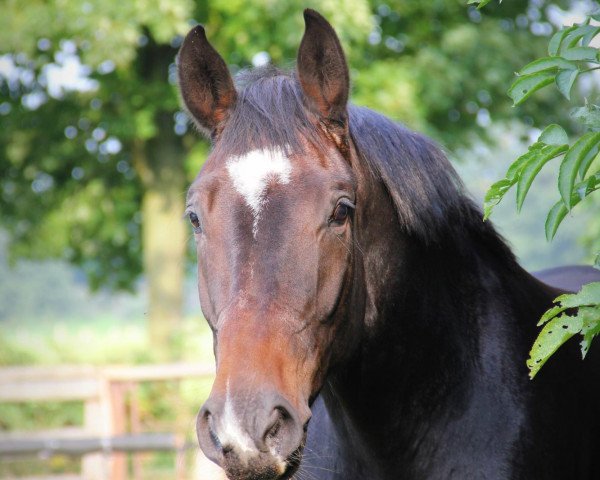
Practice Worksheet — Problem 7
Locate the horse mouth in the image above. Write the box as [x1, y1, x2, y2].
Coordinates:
[221, 440, 305, 480]
[278, 443, 305, 480]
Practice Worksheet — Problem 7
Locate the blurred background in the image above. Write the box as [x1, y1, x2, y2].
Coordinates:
[1, 0, 599, 478]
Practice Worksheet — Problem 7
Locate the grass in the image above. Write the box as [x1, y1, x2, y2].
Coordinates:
[0, 315, 215, 365]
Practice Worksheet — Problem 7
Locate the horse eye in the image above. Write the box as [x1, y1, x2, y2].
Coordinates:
[331, 203, 350, 224]
[188, 212, 201, 232]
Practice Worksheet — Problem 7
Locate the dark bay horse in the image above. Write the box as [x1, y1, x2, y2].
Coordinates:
[177, 9, 600, 480]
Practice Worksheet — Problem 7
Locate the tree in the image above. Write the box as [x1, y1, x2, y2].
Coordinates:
[0, 0, 560, 352]
[0, 0, 192, 351]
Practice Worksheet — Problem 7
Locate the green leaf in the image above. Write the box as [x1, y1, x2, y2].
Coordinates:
[483, 178, 514, 220]
[571, 103, 600, 130]
[516, 144, 568, 211]
[561, 46, 599, 61]
[555, 69, 579, 100]
[575, 172, 600, 198]
[580, 306, 600, 358]
[595, 253, 600, 270]
[518, 57, 577, 75]
[545, 170, 600, 239]
[539, 304, 566, 326]
[506, 143, 544, 178]
[528, 283, 600, 378]
[527, 310, 583, 378]
[552, 282, 600, 314]
[549, 26, 578, 56]
[556, 25, 600, 54]
[581, 26, 600, 46]
[538, 124, 568, 146]
[483, 142, 548, 219]
[558, 132, 600, 207]
[508, 71, 555, 106]
[484, 125, 569, 219]
[507, 124, 569, 212]
[467, 0, 499, 9]
[545, 200, 568, 241]
[578, 144, 600, 179]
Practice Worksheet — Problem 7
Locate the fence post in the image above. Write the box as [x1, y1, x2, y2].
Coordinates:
[109, 381, 129, 480]
[82, 378, 113, 480]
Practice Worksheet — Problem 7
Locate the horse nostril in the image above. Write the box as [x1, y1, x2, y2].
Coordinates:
[262, 405, 296, 452]
[198, 405, 225, 459]
[207, 419, 223, 451]
[201, 407, 211, 425]
[221, 443, 233, 455]
[265, 415, 282, 441]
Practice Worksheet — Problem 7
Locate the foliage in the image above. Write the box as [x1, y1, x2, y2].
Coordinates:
[363, 0, 564, 146]
[527, 282, 600, 378]
[0, 0, 567, 293]
[475, 9, 600, 377]
[0, 0, 190, 290]
[467, 0, 501, 11]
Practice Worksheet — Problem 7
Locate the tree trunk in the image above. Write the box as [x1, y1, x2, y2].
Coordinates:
[135, 113, 188, 355]
[142, 184, 186, 352]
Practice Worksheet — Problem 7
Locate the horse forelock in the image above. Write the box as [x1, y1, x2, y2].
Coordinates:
[214, 67, 328, 158]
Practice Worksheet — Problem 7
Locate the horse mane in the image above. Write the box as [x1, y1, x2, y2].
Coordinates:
[348, 105, 465, 242]
[347, 106, 512, 255]
[222, 67, 517, 267]
[215, 66, 327, 157]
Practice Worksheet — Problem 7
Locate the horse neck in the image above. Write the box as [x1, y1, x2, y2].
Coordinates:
[322, 191, 553, 476]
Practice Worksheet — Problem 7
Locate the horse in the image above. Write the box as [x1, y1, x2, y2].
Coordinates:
[177, 9, 600, 480]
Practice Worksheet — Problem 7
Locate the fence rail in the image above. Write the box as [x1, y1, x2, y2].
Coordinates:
[0, 433, 185, 456]
[0, 362, 225, 480]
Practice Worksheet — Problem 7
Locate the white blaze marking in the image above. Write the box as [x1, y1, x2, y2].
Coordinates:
[226, 147, 292, 237]
[220, 380, 256, 455]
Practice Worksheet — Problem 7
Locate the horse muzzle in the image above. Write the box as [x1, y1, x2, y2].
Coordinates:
[197, 388, 309, 480]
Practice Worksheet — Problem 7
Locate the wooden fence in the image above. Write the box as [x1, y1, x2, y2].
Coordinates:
[0, 363, 226, 480]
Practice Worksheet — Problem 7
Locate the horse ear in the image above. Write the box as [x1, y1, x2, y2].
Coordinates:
[177, 25, 237, 135]
[297, 9, 350, 127]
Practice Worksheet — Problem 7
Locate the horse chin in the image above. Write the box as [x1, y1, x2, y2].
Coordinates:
[222, 438, 306, 480]
[278, 442, 305, 480]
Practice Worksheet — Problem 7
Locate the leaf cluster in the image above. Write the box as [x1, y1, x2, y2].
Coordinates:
[484, 19, 600, 241]
[478, 13, 600, 376]
[484, 122, 600, 240]
[527, 282, 600, 379]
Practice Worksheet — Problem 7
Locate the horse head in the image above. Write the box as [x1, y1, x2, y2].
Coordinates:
[178, 9, 385, 480]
